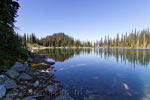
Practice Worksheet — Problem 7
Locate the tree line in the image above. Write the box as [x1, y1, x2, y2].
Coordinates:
[94, 29, 150, 48]
[20, 33, 93, 48]
[20, 28, 150, 48]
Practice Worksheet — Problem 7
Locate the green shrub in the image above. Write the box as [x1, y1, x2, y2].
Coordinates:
[0, 54, 16, 67]
[18, 48, 29, 59]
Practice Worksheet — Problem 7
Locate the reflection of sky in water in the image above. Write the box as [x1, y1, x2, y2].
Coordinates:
[42, 49, 150, 100]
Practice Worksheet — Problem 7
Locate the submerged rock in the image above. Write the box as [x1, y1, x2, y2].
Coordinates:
[0, 85, 6, 99]
[45, 85, 56, 94]
[142, 98, 150, 100]
[6, 69, 20, 79]
[22, 96, 36, 100]
[54, 95, 74, 100]
[85, 90, 93, 95]
[87, 94, 102, 100]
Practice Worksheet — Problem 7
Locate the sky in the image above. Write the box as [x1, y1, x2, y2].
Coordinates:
[15, 0, 150, 41]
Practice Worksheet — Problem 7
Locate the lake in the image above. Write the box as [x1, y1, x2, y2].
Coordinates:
[37, 48, 150, 100]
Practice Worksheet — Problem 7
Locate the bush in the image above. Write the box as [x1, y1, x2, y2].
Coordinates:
[18, 48, 29, 59]
[0, 54, 16, 67]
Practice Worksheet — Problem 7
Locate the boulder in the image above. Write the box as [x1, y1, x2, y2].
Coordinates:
[0, 75, 17, 89]
[17, 73, 33, 81]
[54, 95, 74, 100]
[0, 85, 6, 99]
[22, 97, 36, 100]
[12, 63, 29, 72]
[6, 69, 20, 79]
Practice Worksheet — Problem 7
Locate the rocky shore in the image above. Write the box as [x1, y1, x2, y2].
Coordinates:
[0, 52, 74, 100]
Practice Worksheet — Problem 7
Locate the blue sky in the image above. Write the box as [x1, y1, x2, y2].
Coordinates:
[15, 0, 150, 41]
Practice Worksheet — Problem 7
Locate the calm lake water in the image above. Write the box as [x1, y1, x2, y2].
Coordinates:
[37, 48, 150, 100]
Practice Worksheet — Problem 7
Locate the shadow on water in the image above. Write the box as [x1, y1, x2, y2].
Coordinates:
[36, 48, 150, 100]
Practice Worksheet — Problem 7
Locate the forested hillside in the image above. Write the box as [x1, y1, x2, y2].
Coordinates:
[20, 33, 92, 48]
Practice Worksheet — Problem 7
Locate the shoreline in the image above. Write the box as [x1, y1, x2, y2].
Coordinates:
[0, 51, 73, 100]
[30, 46, 150, 51]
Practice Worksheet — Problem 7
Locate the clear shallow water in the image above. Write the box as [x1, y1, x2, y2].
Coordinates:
[37, 48, 150, 100]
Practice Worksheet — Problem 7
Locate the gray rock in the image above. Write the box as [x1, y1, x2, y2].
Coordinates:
[6, 69, 20, 79]
[33, 72, 40, 76]
[54, 95, 74, 100]
[39, 84, 47, 88]
[0, 75, 17, 89]
[3, 98, 12, 100]
[33, 80, 39, 87]
[87, 94, 102, 100]
[45, 85, 56, 94]
[17, 73, 33, 81]
[22, 96, 36, 100]
[27, 82, 33, 87]
[28, 89, 33, 94]
[18, 85, 26, 90]
[0, 84, 6, 99]
[0, 76, 5, 85]
[5, 78, 17, 89]
[12, 63, 29, 72]
[25, 70, 33, 76]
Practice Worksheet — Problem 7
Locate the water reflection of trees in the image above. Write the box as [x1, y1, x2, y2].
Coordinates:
[37, 48, 82, 62]
[37, 48, 150, 66]
[96, 48, 150, 67]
